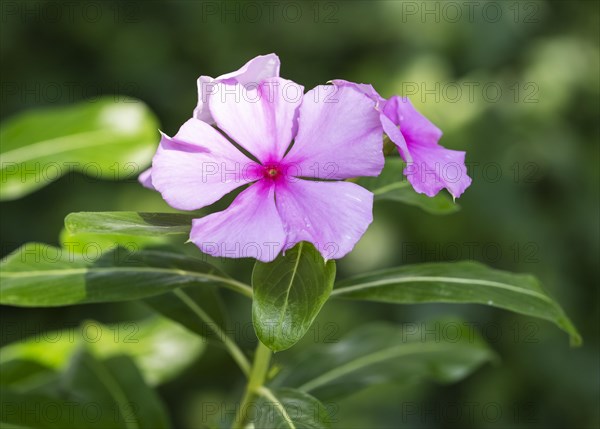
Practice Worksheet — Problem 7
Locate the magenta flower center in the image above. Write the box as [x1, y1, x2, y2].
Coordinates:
[262, 164, 283, 181]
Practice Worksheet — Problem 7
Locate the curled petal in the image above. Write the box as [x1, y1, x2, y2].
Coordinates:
[403, 144, 471, 199]
[382, 96, 443, 145]
[209, 77, 303, 163]
[194, 53, 280, 123]
[330, 79, 385, 107]
[284, 84, 384, 180]
[138, 168, 155, 190]
[152, 119, 260, 211]
[275, 179, 374, 260]
[190, 181, 286, 262]
[380, 112, 411, 163]
[382, 96, 471, 198]
[218, 53, 281, 83]
[194, 76, 216, 123]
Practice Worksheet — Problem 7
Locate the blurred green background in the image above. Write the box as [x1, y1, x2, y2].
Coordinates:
[1, 0, 598, 428]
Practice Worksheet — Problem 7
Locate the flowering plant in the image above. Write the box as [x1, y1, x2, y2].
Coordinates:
[0, 54, 580, 428]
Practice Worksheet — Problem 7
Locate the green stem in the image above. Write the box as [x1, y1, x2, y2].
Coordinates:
[232, 341, 272, 429]
[173, 289, 251, 376]
[257, 386, 294, 428]
[218, 277, 254, 298]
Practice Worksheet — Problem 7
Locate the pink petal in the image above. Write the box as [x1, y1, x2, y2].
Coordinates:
[403, 143, 472, 199]
[194, 53, 281, 123]
[151, 118, 260, 211]
[138, 168, 155, 190]
[275, 179, 374, 260]
[194, 76, 216, 123]
[283, 84, 384, 180]
[379, 112, 412, 163]
[218, 53, 281, 83]
[190, 181, 286, 262]
[331, 79, 385, 107]
[209, 77, 303, 163]
[382, 96, 443, 144]
[383, 96, 471, 198]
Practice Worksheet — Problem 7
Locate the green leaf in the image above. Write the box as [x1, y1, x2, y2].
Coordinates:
[0, 317, 204, 386]
[271, 321, 495, 401]
[0, 243, 252, 307]
[0, 97, 159, 201]
[1, 351, 171, 428]
[356, 158, 459, 214]
[65, 212, 193, 237]
[332, 261, 581, 346]
[252, 242, 336, 352]
[91, 318, 204, 386]
[0, 360, 56, 389]
[253, 388, 332, 429]
[62, 351, 171, 428]
[1, 388, 118, 428]
[60, 227, 169, 256]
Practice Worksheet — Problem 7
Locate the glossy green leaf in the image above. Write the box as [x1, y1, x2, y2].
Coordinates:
[332, 261, 581, 345]
[65, 212, 193, 237]
[0, 243, 253, 307]
[0, 97, 159, 201]
[252, 243, 336, 352]
[253, 388, 332, 429]
[1, 351, 171, 428]
[356, 158, 459, 214]
[60, 228, 167, 253]
[271, 321, 495, 401]
[0, 317, 204, 386]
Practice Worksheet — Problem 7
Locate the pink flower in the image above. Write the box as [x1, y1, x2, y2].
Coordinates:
[333, 80, 472, 199]
[139, 54, 281, 190]
[150, 78, 384, 262]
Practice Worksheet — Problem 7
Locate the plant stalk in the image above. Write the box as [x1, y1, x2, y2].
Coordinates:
[232, 341, 272, 429]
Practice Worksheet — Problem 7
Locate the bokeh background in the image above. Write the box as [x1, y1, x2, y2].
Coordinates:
[1, 1, 598, 428]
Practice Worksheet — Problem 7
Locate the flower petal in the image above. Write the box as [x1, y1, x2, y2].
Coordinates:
[194, 76, 216, 123]
[382, 96, 471, 198]
[209, 77, 303, 163]
[218, 53, 281, 83]
[190, 181, 286, 262]
[382, 96, 443, 145]
[283, 84, 384, 180]
[151, 118, 260, 211]
[330, 79, 385, 106]
[194, 53, 280, 123]
[380, 112, 411, 162]
[138, 167, 155, 190]
[275, 179, 374, 260]
[403, 143, 471, 199]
